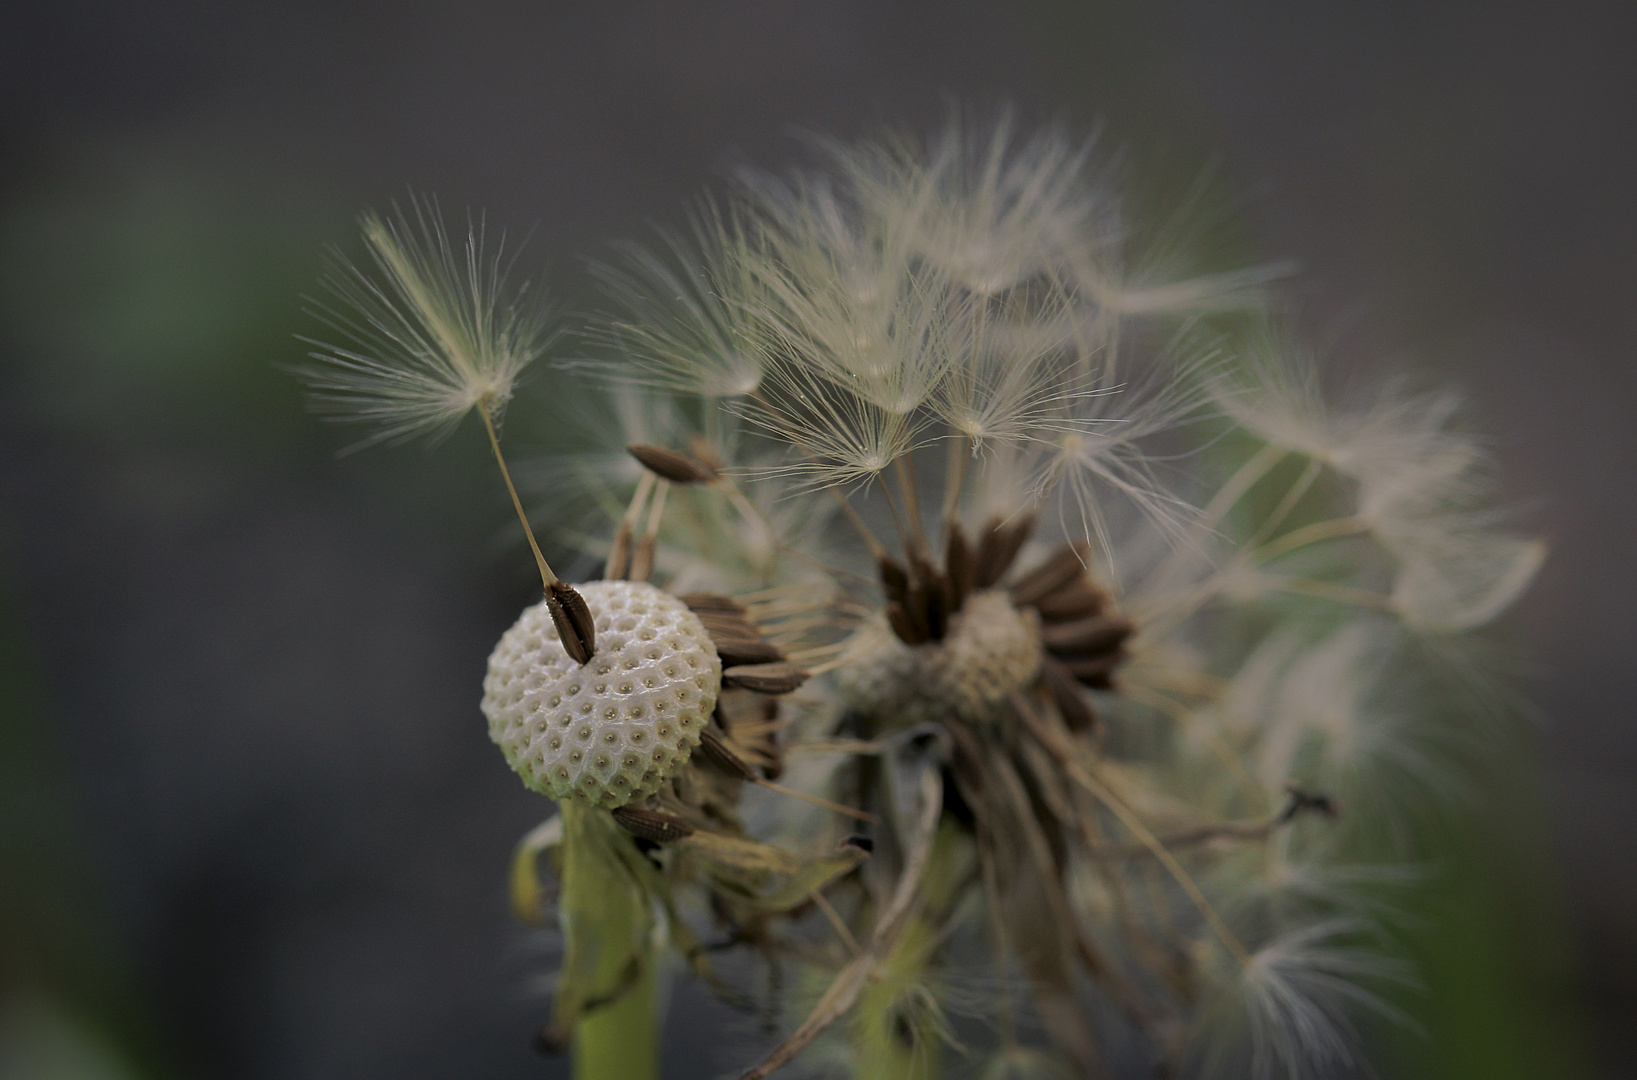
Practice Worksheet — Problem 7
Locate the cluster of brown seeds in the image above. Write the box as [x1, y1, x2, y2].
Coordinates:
[859, 515, 1135, 729]
[610, 591, 811, 840]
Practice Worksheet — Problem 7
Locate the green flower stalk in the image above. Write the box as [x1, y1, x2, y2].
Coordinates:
[554, 802, 659, 1079]
[297, 112, 1543, 1080]
[849, 819, 969, 1080]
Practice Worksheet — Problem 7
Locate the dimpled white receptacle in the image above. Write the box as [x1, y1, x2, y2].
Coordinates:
[482, 580, 722, 808]
[842, 589, 1042, 724]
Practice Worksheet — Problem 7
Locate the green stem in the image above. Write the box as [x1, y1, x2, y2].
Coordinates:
[852, 820, 970, 1080]
[479, 403, 559, 590]
[556, 802, 660, 1080]
[574, 963, 658, 1080]
[854, 918, 942, 1080]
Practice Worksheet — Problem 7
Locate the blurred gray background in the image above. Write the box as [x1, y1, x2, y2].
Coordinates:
[1, 2, 1632, 1078]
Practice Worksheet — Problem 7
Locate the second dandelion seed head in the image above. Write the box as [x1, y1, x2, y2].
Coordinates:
[841, 589, 1042, 724]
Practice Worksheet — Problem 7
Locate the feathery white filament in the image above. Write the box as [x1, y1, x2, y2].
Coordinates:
[301, 197, 550, 447]
[815, 110, 1107, 295]
[589, 200, 767, 399]
[1196, 919, 1411, 1080]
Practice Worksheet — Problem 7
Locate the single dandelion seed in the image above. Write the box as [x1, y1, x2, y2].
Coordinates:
[300, 197, 549, 448]
[298, 195, 595, 659]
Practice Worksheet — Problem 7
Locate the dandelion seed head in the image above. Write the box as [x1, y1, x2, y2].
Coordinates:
[331, 113, 1551, 1080]
[481, 581, 720, 808]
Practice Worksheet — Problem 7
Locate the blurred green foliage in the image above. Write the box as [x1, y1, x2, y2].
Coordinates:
[0, 569, 156, 1079]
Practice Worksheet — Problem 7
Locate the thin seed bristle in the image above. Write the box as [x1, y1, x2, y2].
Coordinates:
[605, 470, 655, 580]
[753, 778, 880, 823]
[478, 405, 562, 592]
[628, 478, 669, 581]
[605, 521, 634, 581]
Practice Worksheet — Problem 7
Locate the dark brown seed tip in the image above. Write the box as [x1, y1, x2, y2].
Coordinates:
[885, 600, 922, 645]
[697, 727, 759, 780]
[1062, 648, 1126, 689]
[697, 621, 763, 649]
[1042, 656, 1100, 733]
[714, 638, 786, 667]
[973, 513, 1037, 588]
[1284, 785, 1340, 819]
[1010, 540, 1094, 606]
[1033, 579, 1108, 622]
[1040, 613, 1135, 656]
[687, 436, 727, 476]
[923, 576, 948, 641]
[692, 606, 756, 633]
[944, 524, 973, 610]
[627, 443, 716, 484]
[612, 805, 696, 841]
[877, 554, 910, 604]
[722, 662, 808, 694]
[681, 592, 750, 617]
[547, 581, 597, 664]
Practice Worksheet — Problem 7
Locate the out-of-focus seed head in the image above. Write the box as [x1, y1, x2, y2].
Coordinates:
[842, 589, 1042, 724]
[482, 580, 721, 808]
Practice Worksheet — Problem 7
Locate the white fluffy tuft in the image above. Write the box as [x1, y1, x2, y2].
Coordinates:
[300, 196, 551, 448]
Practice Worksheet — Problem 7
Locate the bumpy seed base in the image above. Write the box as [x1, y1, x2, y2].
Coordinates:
[841, 590, 1042, 725]
[482, 581, 721, 808]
